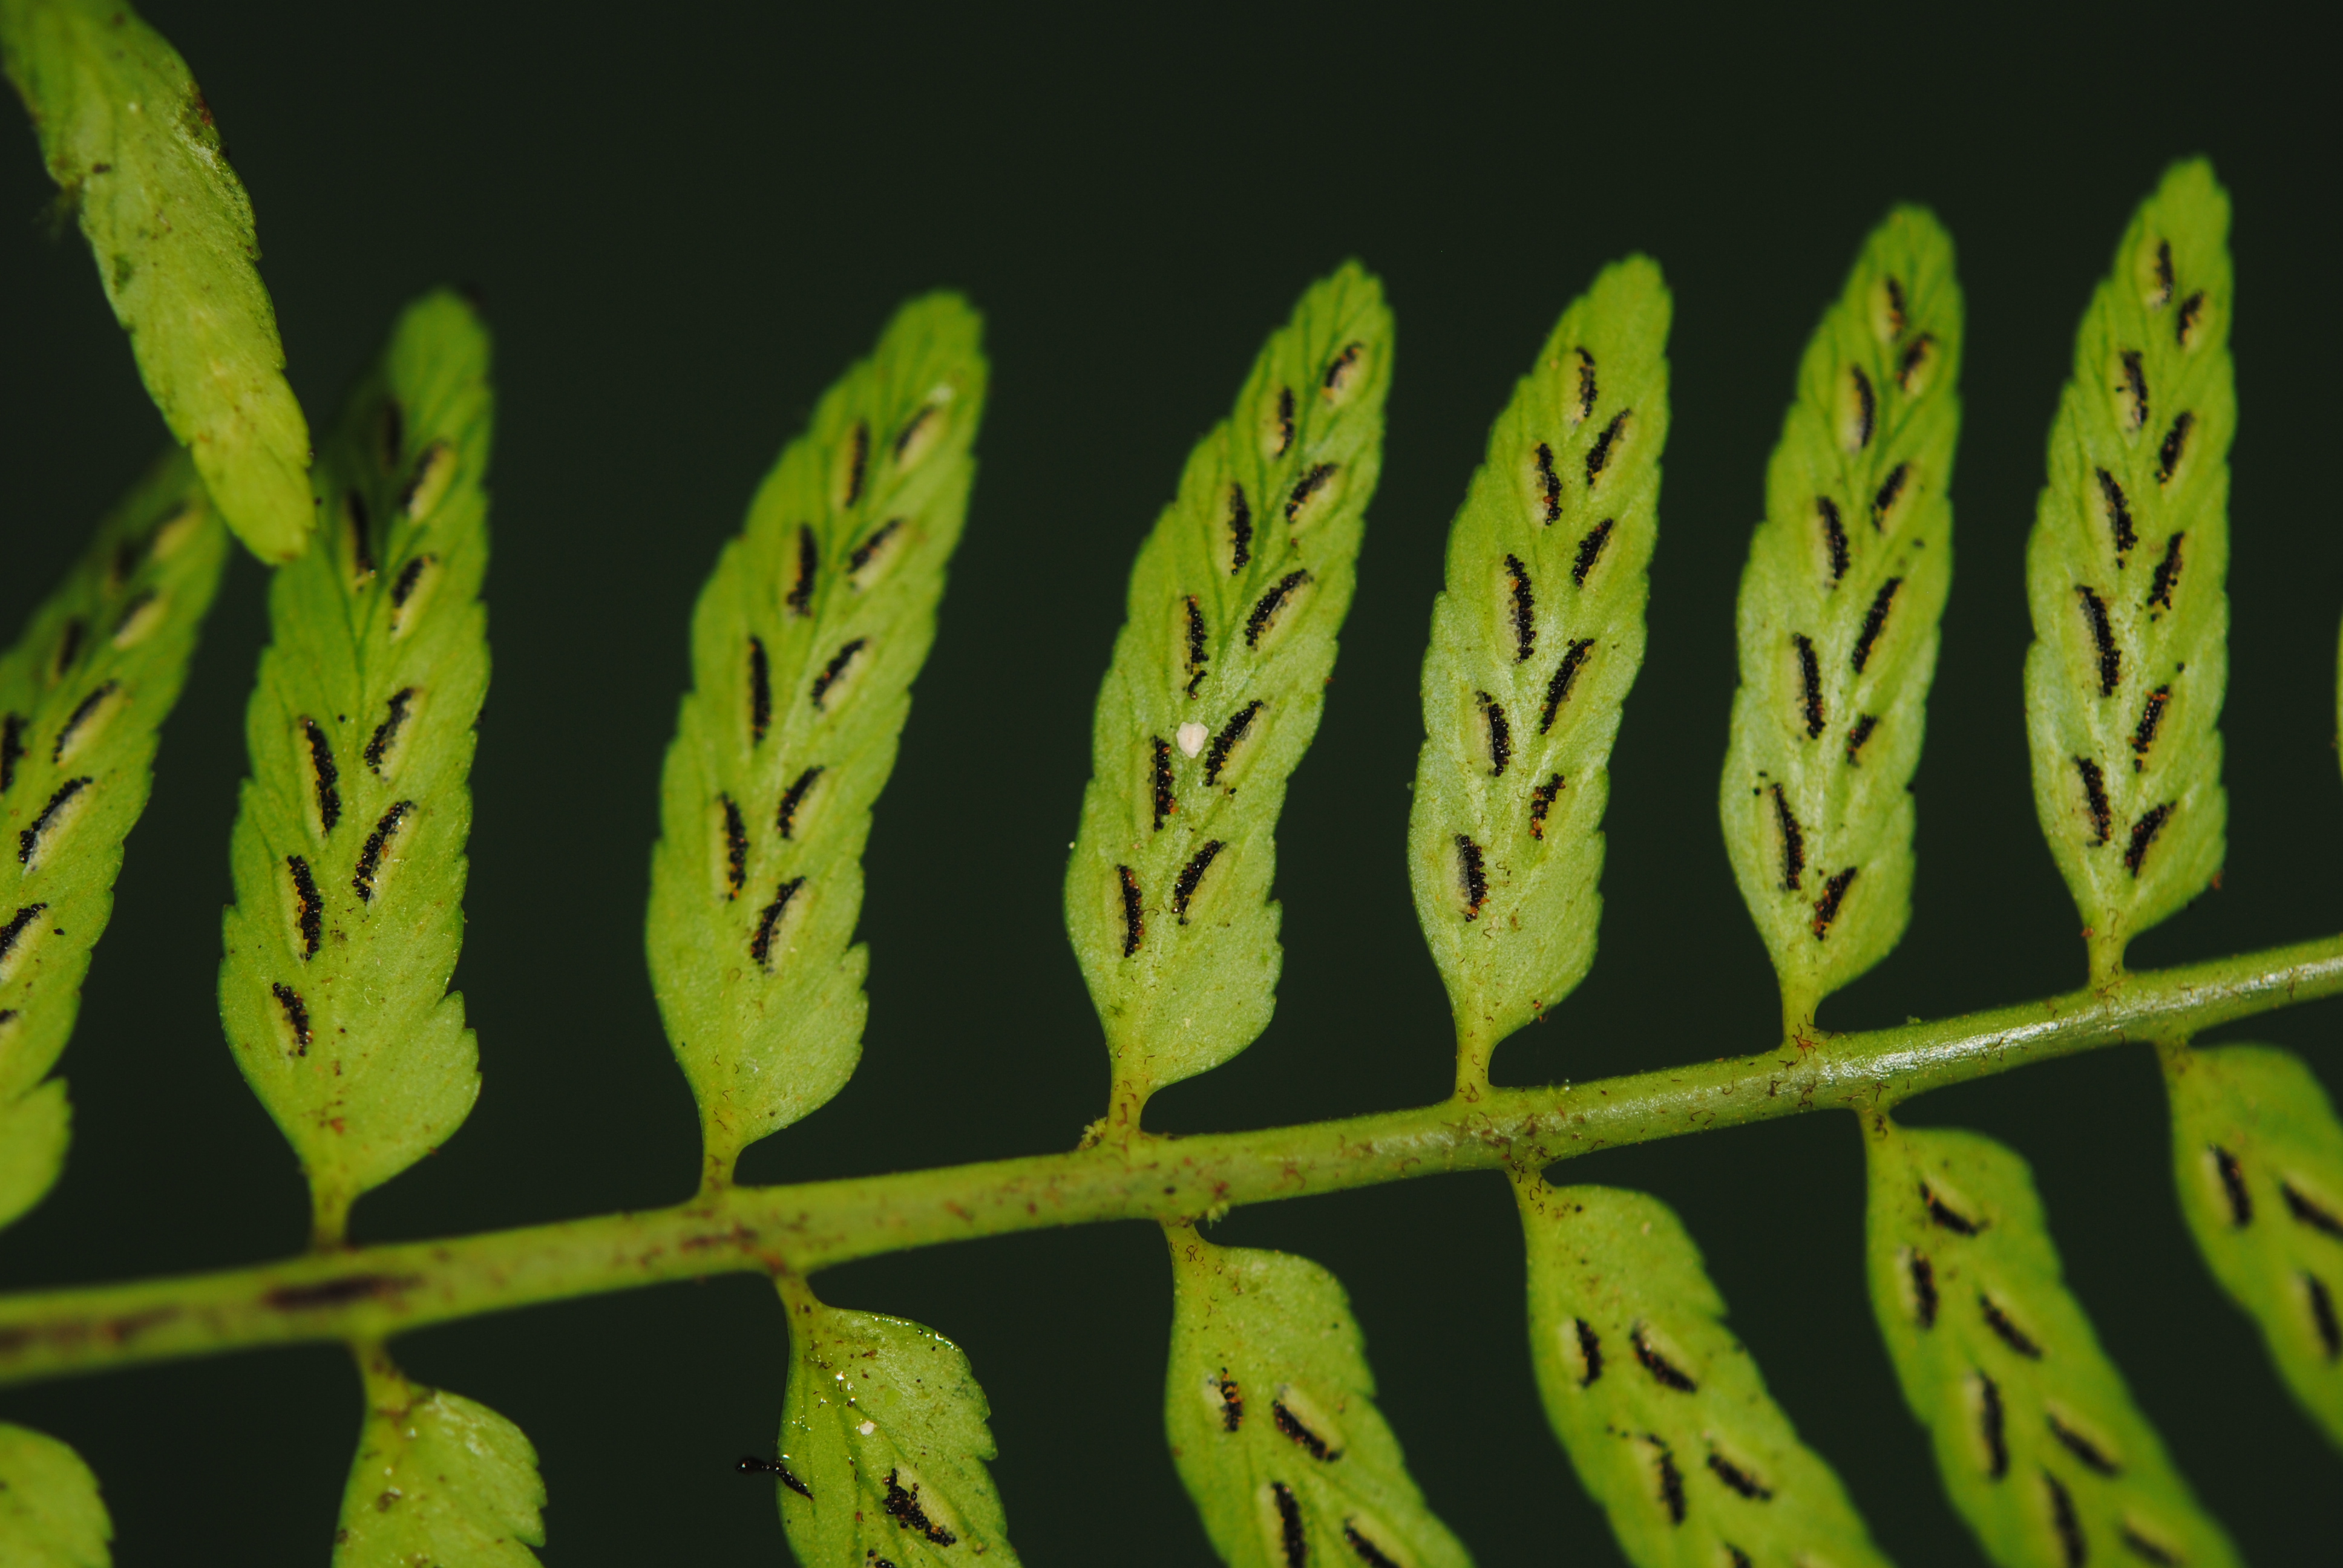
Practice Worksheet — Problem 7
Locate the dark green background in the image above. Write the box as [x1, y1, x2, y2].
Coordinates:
[2, 4, 2335, 1561]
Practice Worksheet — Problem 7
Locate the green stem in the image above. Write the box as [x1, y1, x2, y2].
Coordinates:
[2, 931, 2337, 1389]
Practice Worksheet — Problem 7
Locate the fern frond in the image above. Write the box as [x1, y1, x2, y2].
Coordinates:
[0, 0, 312, 561]
[2024, 161, 2232, 981]
[0, 1422, 108, 1566]
[218, 293, 492, 1244]
[646, 295, 986, 1180]
[1, 452, 226, 1229]
[1866, 1119, 2237, 1567]
[1162, 1227, 1469, 1568]
[2163, 1043, 2343, 1446]
[331, 1348, 544, 1567]
[1066, 265, 1391, 1119]
[1720, 208, 1962, 1034]
[773, 1283, 1022, 1566]
[1407, 258, 1670, 1091]
[1516, 1176, 1887, 1568]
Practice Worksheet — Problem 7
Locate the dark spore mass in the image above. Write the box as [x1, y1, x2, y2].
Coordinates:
[787, 525, 818, 616]
[1630, 1324, 1697, 1392]
[1651, 1439, 1687, 1525]
[891, 405, 935, 464]
[351, 801, 415, 901]
[1245, 569, 1312, 648]
[1505, 554, 1537, 661]
[390, 555, 430, 610]
[2122, 1522, 2184, 1567]
[1575, 346, 1598, 420]
[1979, 1293, 2043, 1359]
[2147, 532, 2185, 613]
[1845, 714, 1878, 765]
[749, 877, 806, 970]
[2308, 1273, 2341, 1360]
[1810, 866, 1858, 939]
[50, 680, 116, 763]
[1455, 834, 1489, 920]
[0, 903, 48, 966]
[2152, 238, 2175, 306]
[1203, 701, 1263, 786]
[1478, 691, 1513, 777]
[1571, 518, 1614, 587]
[302, 718, 342, 833]
[286, 855, 323, 958]
[0, 713, 23, 792]
[1270, 1481, 1307, 1567]
[775, 766, 822, 840]
[1794, 633, 1825, 737]
[1184, 596, 1210, 697]
[1852, 578, 1902, 673]
[1921, 1181, 1983, 1235]
[1534, 441, 1563, 523]
[1849, 366, 1876, 448]
[746, 638, 773, 745]
[1817, 497, 1850, 583]
[842, 422, 870, 508]
[18, 779, 90, 866]
[1342, 1521, 1404, 1568]
[1897, 332, 1936, 392]
[2076, 757, 2113, 846]
[364, 688, 419, 774]
[1978, 1372, 2008, 1478]
[846, 517, 903, 579]
[1150, 737, 1175, 830]
[1771, 785, 1806, 892]
[1706, 1449, 1773, 1501]
[2096, 468, 2137, 557]
[271, 981, 312, 1054]
[2046, 1411, 2121, 1477]
[2130, 685, 2171, 768]
[1573, 1318, 1604, 1385]
[346, 490, 376, 578]
[2157, 411, 2194, 485]
[735, 1454, 813, 1499]
[1272, 1399, 1337, 1460]
[2076, 586, 2121, 696]
[1274, 387, 1296, 456]
[1529, 773, 1564, 840]
[881, 1468, 955, 1546]
[1286, 462, 1337, 523]
[2281, 1181, 2343, 1240]
[1216, 1370, 1244, 1431]
[2044, 1471, 2086, 1568]
[2121, 350, 2150, 431]
[810, 638, 867, 709]
[1909, 1250, 1939, 1327]
[1585, 410, 1630, 484]
[1116, 865, 1144, 956]
[1540, 638, 1596, 733]
[719, 795, 747, 899]
[2123, 803, 2173, 877]
[1226, 483, 1254, 572]
[1883, 276, 1909, 335]
[2177, 290, 2207, 347]
[1323, 339, 1363, 393]
[52, 618, 85, 677]
[1870, 462, 1910, 529]
[1172, 840, 1225, 924]
[2212, 1146, 2253, 1226]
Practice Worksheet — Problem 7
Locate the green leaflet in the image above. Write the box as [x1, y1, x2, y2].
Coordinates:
[1067, 266, 1391, 1118]
[0, 1422, 110, 1566]
[1866, 1119, 2237, 1568]
[2161, 1043, 2343, 1447]
[0, 0, 313, 561]
[2023, 162, 2233, 982]
[1, 451, 226, 1229]
[332, 1349, 545, 1567]
[1163, 1227, 1468, 1568]
[218, 292, 492, 1244]
[773, 1284, 1021, 1567]
[1719, 209, 1962, 1034]
[1407, 258, 1670, 1089]
[646, 296, 985, 1178]
[1515, 1177, 1887, 1568]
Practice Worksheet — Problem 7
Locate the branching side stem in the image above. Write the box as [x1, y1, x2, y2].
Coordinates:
[2, 932, 2338, 1388]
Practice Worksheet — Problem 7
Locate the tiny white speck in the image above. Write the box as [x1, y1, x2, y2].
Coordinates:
[1176, 722, 1208, 757]
[856, 1420, 876, 1436]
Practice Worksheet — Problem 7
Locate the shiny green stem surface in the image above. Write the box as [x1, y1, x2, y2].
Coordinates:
[2, 932, 2337, 1388]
